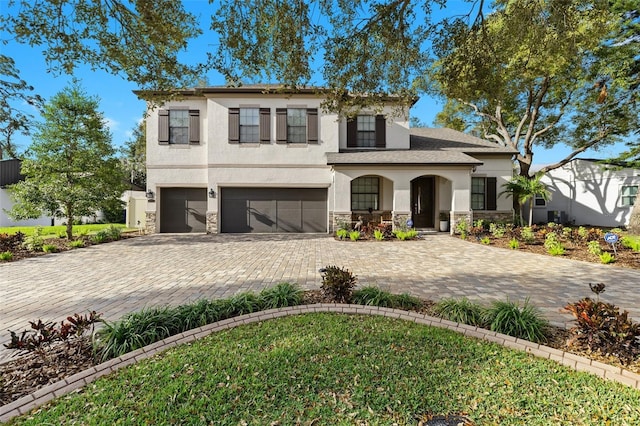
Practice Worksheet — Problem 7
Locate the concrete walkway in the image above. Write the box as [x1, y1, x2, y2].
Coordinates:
[2, 233, 639, 362]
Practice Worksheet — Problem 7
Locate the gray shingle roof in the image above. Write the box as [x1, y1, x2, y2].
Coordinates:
[327, 128, 516, 165]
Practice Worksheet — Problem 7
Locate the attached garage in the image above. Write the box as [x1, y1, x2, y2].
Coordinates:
[160, 188, 207, 233]
[220, 188, 327, 233]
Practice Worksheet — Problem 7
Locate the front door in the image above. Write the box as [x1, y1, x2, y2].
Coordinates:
[411, 176, 435, 228]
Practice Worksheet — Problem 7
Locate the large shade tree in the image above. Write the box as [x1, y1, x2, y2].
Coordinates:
[431, 0, 639, 180]
[8, 82, 127, 239]
[0, 55, 43, 159]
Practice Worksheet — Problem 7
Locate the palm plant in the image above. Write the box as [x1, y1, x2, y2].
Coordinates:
[500, 174, 550, 226]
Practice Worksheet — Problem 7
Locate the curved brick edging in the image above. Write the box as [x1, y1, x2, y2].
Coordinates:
[2, 304, 640, 423]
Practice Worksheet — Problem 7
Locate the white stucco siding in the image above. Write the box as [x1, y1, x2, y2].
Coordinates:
[145, 98, 208, 167]
[472, 156, 515, 211]
[205, 96, 338, 166]
[533, 159, 640, 227]
[337, 106, 410, 150]
[0, 189, 52, 227]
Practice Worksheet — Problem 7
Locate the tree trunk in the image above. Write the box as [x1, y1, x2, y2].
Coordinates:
[66, 204, 74, 240]
[628, 201, 640, 235]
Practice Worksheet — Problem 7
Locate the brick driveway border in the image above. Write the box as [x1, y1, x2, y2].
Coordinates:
[1, 233, 639, 363]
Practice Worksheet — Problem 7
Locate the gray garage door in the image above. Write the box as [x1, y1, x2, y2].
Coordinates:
[160, 188, 207, 233]
[221, 188, 327, 233]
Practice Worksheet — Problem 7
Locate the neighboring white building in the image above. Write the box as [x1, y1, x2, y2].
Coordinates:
[0, 159, 53, 228]
[136, 86, 516, 234]
[532, 158, 640, 228]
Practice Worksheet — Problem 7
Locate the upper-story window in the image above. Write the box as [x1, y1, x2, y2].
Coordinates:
[287, 108, 307, 144]
[276, 108, 319, 144]
[240, 108, 259, 143]
[229, 108, 271, 144]
[158, 109, 200, 145]
[357, 115, 376, 147]
[347, 114, 386, 148]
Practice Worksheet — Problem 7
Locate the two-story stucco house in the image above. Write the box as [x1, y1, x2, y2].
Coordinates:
[136, 86, 516, 234]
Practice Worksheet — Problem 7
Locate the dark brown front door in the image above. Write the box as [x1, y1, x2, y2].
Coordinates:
[411, 176, 435, 228]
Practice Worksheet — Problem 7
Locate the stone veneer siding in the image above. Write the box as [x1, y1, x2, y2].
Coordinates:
[472, 210, 513, 223]
[330, 212, 352, 233]
[206, 212, 218, 234]
[145, 211, 156, 234]
[392, 211, 410, 230]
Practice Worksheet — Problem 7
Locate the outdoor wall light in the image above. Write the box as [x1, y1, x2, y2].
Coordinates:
[145, 190, 155, 199]
[208, 188, 216, 198]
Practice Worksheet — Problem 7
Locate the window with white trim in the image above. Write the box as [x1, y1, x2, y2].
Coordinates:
[351, 176, 380, 210]
[621, 185, 638, 206]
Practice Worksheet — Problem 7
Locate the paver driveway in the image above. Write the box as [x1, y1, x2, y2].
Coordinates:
[2, 233, 639, 362]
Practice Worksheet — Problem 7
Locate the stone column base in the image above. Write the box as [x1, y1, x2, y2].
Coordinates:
[330, 212, 352, 233]
[392, 211, 410, 230]
[206, 211, 218, 234]
[145, 211, 157, 234]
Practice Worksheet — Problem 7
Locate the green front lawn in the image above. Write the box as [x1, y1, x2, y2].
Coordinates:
[9, 314, 640, 425]
[0, 224, 130, 238]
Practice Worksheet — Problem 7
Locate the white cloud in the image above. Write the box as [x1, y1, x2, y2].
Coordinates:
[103, 117, 119, 132]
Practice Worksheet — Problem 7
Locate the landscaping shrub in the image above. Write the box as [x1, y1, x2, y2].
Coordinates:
[227, 292, 262, 316]
[435, 298, 486, 327]
[107, 224, 122, 241]
[509, 238, 519, 250]
[69, 240, 84, 248]
[349, 230, 360, 241]
[392, 293, 422, 310]
[335, 228, 348, 240]
[565, 284, 640, 364]
[22, 227, 44, 251]
[599, 252, 615, 264]
[483, 299, 549, 343]
[5, 312, 102, 356]
[621, 236, 640, 252]
[259, 282, 303, 309]
[353, 286, 395, 307]
[96, 307, 185, 361]
[489, 223, 506, 238]
[480, 236, 490, 245]
[587, 240, 602, 256]
[393, 229, 418, 240]
[0, 251, 13, 261]
[320, 265, 357, 303]
[455, 219, 469, 239]
[520, 226, 535, 244]
[373, 229, 385, 241]
[42, 244, 58, 253]
[91, 230, 109, 244]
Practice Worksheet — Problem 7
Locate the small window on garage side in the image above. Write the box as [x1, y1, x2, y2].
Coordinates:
[621, 185, 638, 206]
[351, 176, 380, 210]
[534, 194, 547, 207]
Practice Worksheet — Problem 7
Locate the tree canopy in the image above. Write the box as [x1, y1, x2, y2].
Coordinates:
[0, 55, 43, 159]
[8, 82, 127, 239]
[0, 0, 203, 91]
[431, 0, 639, 178]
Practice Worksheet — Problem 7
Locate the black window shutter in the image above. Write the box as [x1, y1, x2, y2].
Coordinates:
[276, 108, 287, 144]
[228, 108, 240, 144]
[189, 110, 200, 144]
[307, 108, 318, 144]
[259, 108, 271, 143]
[347, 118, 357, 147]
[375, 115, 386, 148]
[486, 177, 497, 210]
[158, 110, 169, 144]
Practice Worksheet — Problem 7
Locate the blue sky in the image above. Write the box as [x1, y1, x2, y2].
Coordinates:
[1, 0, 628, 166]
